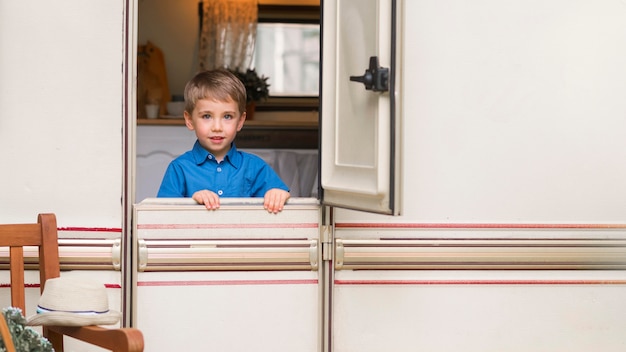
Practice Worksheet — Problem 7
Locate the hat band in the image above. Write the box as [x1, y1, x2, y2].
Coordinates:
[36, 306, 110, 315]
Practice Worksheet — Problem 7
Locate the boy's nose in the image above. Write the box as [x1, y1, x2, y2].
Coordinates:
[211, 118, 223, 130]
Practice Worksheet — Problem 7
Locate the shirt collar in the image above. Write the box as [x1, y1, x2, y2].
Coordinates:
[191, 140, 242, 168]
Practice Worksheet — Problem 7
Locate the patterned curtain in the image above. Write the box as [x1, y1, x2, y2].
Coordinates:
[198, 0, 258, 72]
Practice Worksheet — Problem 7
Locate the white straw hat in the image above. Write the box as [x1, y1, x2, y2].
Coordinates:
[27, 277, 121, 326]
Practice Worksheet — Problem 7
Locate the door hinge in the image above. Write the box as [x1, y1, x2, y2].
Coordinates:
[320, 225, 333, 261]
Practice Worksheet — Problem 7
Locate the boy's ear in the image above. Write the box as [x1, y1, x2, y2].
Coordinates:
[237, 112, 246, 131]
[184, 111, 194, 130]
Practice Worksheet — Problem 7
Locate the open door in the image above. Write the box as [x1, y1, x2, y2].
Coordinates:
[320, 0, 400, 215]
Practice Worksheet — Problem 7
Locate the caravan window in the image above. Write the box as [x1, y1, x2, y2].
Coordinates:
[254, 23, 320, 97]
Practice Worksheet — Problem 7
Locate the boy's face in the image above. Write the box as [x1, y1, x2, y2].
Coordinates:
[184, 97, 246, 161]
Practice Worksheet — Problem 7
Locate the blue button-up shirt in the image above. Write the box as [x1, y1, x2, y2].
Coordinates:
[157, 141, 288, 198]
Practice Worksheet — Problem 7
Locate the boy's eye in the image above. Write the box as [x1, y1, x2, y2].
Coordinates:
[224, 114, 233, 120]
[201, 114, 212, 119]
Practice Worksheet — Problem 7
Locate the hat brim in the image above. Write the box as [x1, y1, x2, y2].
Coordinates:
[27, 310, 121, 327]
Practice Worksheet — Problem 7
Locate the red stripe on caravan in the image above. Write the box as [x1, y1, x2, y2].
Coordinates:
[0, 283, 122, 288]
[137, 279, 318, 286]
[58, 227, 122, 233]
[335, 279, 626, 285]
[0, 283, 40, 288]
[138, 223, 318, 230]
[334, 223, 626, 229]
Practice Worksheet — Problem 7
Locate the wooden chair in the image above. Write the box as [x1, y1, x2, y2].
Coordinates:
[0, 213, 144, 352]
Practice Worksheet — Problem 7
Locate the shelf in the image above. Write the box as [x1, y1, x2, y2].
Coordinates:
[137, 118, 318, 149]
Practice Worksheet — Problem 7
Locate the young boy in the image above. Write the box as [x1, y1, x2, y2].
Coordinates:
[157, 69, 290, 213]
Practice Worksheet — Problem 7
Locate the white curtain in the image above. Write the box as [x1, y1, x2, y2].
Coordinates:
[198, 0, 258, 72]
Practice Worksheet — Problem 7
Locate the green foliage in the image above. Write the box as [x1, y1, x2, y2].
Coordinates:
[0, 308, 53, 352]
[230, 68, 270, 103]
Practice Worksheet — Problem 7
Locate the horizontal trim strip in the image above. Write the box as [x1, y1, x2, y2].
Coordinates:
[0, 239, 121, 271]
[335, 223, 626, 229]
[137, 279, 318, 286]
[334, 279, 626, 285]
[335, 239, 626, 270]
[138, 239, 319, 272]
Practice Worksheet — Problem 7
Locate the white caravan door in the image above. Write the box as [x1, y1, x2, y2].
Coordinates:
[320, 0, 400, 215]
[133, 198, 321, 352]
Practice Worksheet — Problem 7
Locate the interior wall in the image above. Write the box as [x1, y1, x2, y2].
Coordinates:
[138, 0, 199, 98]
[0, 0, 125, 227]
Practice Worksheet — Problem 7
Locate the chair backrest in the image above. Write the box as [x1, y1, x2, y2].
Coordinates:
[0, 214, 144, 351]
[0, 213, 60, 313]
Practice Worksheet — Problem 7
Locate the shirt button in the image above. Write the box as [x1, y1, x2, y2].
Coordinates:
[217, 190, 223, 195]
[208, 155, 213, 160]
[217, 167, 222, 172]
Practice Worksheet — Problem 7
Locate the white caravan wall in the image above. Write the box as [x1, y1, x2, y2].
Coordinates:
[0, 0, 125, 227]
[403, 0, 626, 223]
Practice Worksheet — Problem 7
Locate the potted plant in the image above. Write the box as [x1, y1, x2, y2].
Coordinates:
[229, 68, 270, 119]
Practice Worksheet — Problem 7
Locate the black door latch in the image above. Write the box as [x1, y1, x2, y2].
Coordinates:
[349, 56, 389, 92]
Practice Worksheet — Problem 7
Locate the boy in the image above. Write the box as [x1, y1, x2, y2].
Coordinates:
[157, 69, 290, 213]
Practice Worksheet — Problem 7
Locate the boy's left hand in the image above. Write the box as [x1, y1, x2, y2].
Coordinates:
[264, 189, 290, 213]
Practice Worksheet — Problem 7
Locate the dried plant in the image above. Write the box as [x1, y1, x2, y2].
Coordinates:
[230, 68, 270, 103]
[0, 307, 53, 352]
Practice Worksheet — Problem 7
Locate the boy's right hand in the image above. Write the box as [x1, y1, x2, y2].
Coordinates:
[192, 190, 220, 210]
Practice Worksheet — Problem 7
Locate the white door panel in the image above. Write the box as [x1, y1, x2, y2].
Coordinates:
[133, 198, 321, 352]
[321, 0, 400, 214]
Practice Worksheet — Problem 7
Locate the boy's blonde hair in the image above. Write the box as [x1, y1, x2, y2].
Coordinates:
[184, 69, 247, 115]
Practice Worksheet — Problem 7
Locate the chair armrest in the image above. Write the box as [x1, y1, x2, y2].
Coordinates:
[46, 325, 144, 352]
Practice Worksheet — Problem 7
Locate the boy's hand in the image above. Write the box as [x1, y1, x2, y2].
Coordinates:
[264, 189, 290, 213]
[192, 190, 220, 210]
